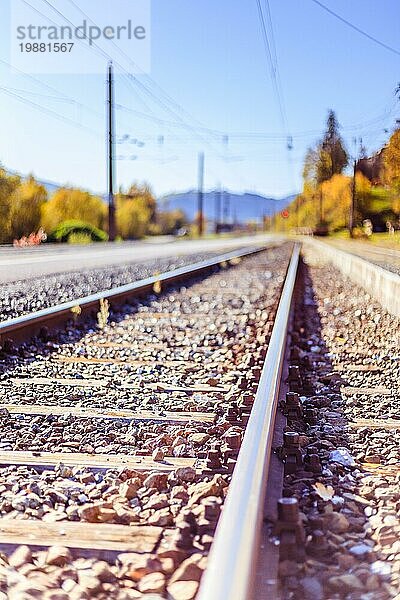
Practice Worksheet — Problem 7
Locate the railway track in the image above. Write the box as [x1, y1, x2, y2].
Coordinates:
[0, 242, 299, 600]
[0, 241, 398, 600]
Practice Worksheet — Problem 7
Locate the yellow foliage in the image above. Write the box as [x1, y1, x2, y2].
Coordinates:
[116, 195, 152, 239]
[277, 124, 400, 235]
[0, 168, 21, 243]
[354, 172, 372, 215]
[355, 172, 371, 194]
[115, 182, 157, 239]
[276, 174, 351, 233]
[383, 129, 400, 191]
[0, 169, 48, 243]
[42, 188, 106, 232]
[9, 175, 47, 239]
[320, 174, 351, 230]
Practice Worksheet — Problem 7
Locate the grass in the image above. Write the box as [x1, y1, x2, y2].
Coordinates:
[328, 230, 400, 249]
[366, 232, 400, 248]
[329, 230, 352, 240]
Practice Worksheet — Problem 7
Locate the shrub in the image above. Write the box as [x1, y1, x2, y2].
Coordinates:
[42, 188, 107, 232]
[48, 220, 108, 243]
[68, 232, 93, 245]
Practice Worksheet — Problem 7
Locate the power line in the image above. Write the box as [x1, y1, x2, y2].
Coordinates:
[8, 3, 395, 144]
[256, 0, 287, 132]
[256, 0, 296, 192]
[65, 0, 197, 119]
[1, 87, 76, 104]
[2, 47, 393, 144]
[0, 87, 101, 137]
[36, 0, 227, 162]
[263, 0, 289, 133]
[66, 0, 199, 127]
[64, 0, 164, 119]
[31, 0, 234, 185]
[310, 0, 400, 57]
[0, 57, 102, 119]
[21, 0, 230, 191]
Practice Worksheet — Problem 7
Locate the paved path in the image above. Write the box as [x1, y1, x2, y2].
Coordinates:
[0, 235, 278, 283]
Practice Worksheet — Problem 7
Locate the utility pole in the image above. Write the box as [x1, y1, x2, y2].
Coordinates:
[349, 158, 357, 236]
[197, 152, 204, 236]
[214, 185, 221, 234]
[349, 137, 360, 237]
[272, 198, 278, 232]
[319, 189, 323, 224]
[223, 191, 230, 224]
[107, 61, 116, 241]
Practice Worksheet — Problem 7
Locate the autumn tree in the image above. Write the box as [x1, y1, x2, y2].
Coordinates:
[124, 183, 156, 222]
[298, 111, 348, 228]
[155, 209, 186, 235]
[42, 187, 107, 232]
[382, 129, 400, 192]
[317, 110, 348, 183]
[9, 175, 47, 239]
[116, 182, 156, 239]
[0, 168, 21, 243]
[354, 172, 372, 217]
[116, 196, 152, 239]
[320, 174, 351, 230]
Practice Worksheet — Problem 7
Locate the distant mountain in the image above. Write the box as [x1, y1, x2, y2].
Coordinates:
[4, 168, 297, 221]
[35, 178, 61, 194]
[7, 169, 61, 195]
[160, 190, 296, 223]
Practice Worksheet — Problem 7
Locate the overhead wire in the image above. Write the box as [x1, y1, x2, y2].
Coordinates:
[310, 0, 400, 57]
[256, 0, 297, 193]
[37, 0, 228, 166]
[0, 57, 102, 119]
[46, 0, 257, 191]
[64, 0, 245, 177]
[65, 0, 201, 123]
[256, 0, 287, 132]
[3, 5, 396, 146]
[0, 86, 101, 136]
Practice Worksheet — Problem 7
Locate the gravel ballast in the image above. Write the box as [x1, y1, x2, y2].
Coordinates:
[280, 256, 400, 600]
[0, 250, 249, 322]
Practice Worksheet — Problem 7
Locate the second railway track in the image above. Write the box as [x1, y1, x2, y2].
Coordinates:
[0, 242, 298, 600]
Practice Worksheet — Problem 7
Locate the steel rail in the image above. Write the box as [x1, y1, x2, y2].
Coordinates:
[0, 244, 272, 347]
[197, 243, 300, 600]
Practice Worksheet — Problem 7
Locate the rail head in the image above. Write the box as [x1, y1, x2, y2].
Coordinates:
[197, 243, 301, 600]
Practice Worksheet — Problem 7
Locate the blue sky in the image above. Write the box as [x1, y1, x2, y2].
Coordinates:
[0, 0, 399, 199]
